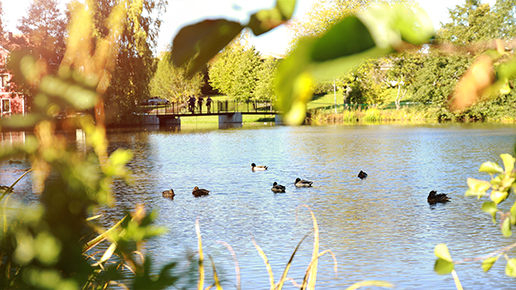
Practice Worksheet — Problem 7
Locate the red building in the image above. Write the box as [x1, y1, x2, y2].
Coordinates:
[0, 44, 25, 117]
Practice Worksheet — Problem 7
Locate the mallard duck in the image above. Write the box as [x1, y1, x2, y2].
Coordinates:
[162, 189, 175, 198]
[192, 186, 210, 197]
[358, 170, 368, 180]
[295, 178, 313, 187]
[427, 190, 451, 203]
[271, 182, 286, 193]
[251, 163, 268, 171]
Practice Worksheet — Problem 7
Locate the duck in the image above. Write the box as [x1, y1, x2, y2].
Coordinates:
[358, 170, 368, 180]
[192, 186, 210, 197]
[427, 190, 451, 203]
[271, 182, 286, 193]
[251, 163, 268, 171]
[295, 178, 313, 187]
[162, 189, 175, 199]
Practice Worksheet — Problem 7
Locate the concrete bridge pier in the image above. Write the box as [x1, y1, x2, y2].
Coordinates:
[159, 116, 181, 127]
[275, 114, 283, 125]
[219, 113, 242, 129]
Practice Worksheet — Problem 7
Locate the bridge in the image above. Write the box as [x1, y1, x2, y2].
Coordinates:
[140, 100, 283, 128]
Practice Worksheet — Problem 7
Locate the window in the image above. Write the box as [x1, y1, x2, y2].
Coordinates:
[0, 74, 9, 88]
[2, 99, 10, 113]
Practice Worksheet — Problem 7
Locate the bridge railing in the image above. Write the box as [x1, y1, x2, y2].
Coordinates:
[142, 100, 279, 115]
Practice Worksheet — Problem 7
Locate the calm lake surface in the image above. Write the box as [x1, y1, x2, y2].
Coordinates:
[3, 123, 516, 289]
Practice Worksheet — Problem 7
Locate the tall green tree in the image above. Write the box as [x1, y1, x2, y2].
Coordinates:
[343, 58, 390, 105]
[410, 53, 472, 111]
[253, 57, 278, 102]
[437, 0, 516, 45]
[209, 38, 262, 102]
[88, 0, 167, 125]
[149, 51, 203, 103]
[17, 0, 67, 70]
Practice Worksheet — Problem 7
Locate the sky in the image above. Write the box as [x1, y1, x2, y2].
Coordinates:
[2, 0, 497, 55]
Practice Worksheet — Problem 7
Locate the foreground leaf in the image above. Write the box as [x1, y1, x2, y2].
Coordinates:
[481, 201, 498, 223]
[479, 161, 503, 174]
[490, 190, 509, 205]
[482, 256, 498, 272]
[172, 20, 243, 77]
[506, 258, 516, 277]
[502, 217, 512, 237]
[466, 178, 491, 197]
[247, 0, 297, 36]
[434, 244, 453, 262]
[434, 258, 455, 275]
[501, 154, 515, 174]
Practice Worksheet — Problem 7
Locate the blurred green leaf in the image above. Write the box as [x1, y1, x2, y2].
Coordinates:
[491, 190, 509, 205]
[506, 258, 516, 277]
[275, 37, 315, 125]
[172, 19, 243, 77]
[479, 161, 503, 174]
[434, 258, 454, 275]
[482, 256, 498, 272]
[311, 16, 376, 62]
[501, 154, 515, 174]
[482, 201, 498, 223]
[502, 217, 512, 237]
[359, 4, 434, 48]
[466, 178, 491, 197]
[434, 244, 452, 262]
[511, 202, 516, 225]
[248, 0, 297, 36]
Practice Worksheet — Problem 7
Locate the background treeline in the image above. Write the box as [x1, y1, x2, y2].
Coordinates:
[3, 0, 516, 126]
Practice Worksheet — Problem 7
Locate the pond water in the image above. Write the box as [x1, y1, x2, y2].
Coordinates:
[3, 123, 516, 289]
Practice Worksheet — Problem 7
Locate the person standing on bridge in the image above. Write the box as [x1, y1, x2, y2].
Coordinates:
[197, 95, 204, 113]
[206, 96, 212, 113]
[189, 96, 196, 113]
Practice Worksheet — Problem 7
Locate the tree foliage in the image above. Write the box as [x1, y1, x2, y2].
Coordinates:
[437, 0, 516, 45]
[342, 58, 389, 105]
[410, 53, 472, 110]
[254, 57, 278, 101]
[209, 40, 262, 102]
[17, 0, 67, 71]
[88, 0, 167, 125]
[149, 51, 203, 103]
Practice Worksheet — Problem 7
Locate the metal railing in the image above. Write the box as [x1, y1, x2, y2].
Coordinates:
[141, 100, 279, 115]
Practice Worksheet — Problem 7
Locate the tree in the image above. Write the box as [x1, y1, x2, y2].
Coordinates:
[253, 57, 278, 102]
[209, 39, 262, 102]
[88, 0, 167, 125]
[341, 58, 390, 105]
[386, 52, 423, 109]
[17, 0, 67, 70]
[437, 0, 516, 45]
[149, 51, 203, 103]
[410, 52, 472, 111]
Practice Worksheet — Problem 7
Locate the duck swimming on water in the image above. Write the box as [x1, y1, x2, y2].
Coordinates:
[427, 190, 451, 203]
[271, 182, 286, 193]
[193, 186, 210, 197]
[162, 189, 175, 198]
[295, 178, 313, 187]
[251, 163, 268, 171]
[358, 171, 368, 180]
